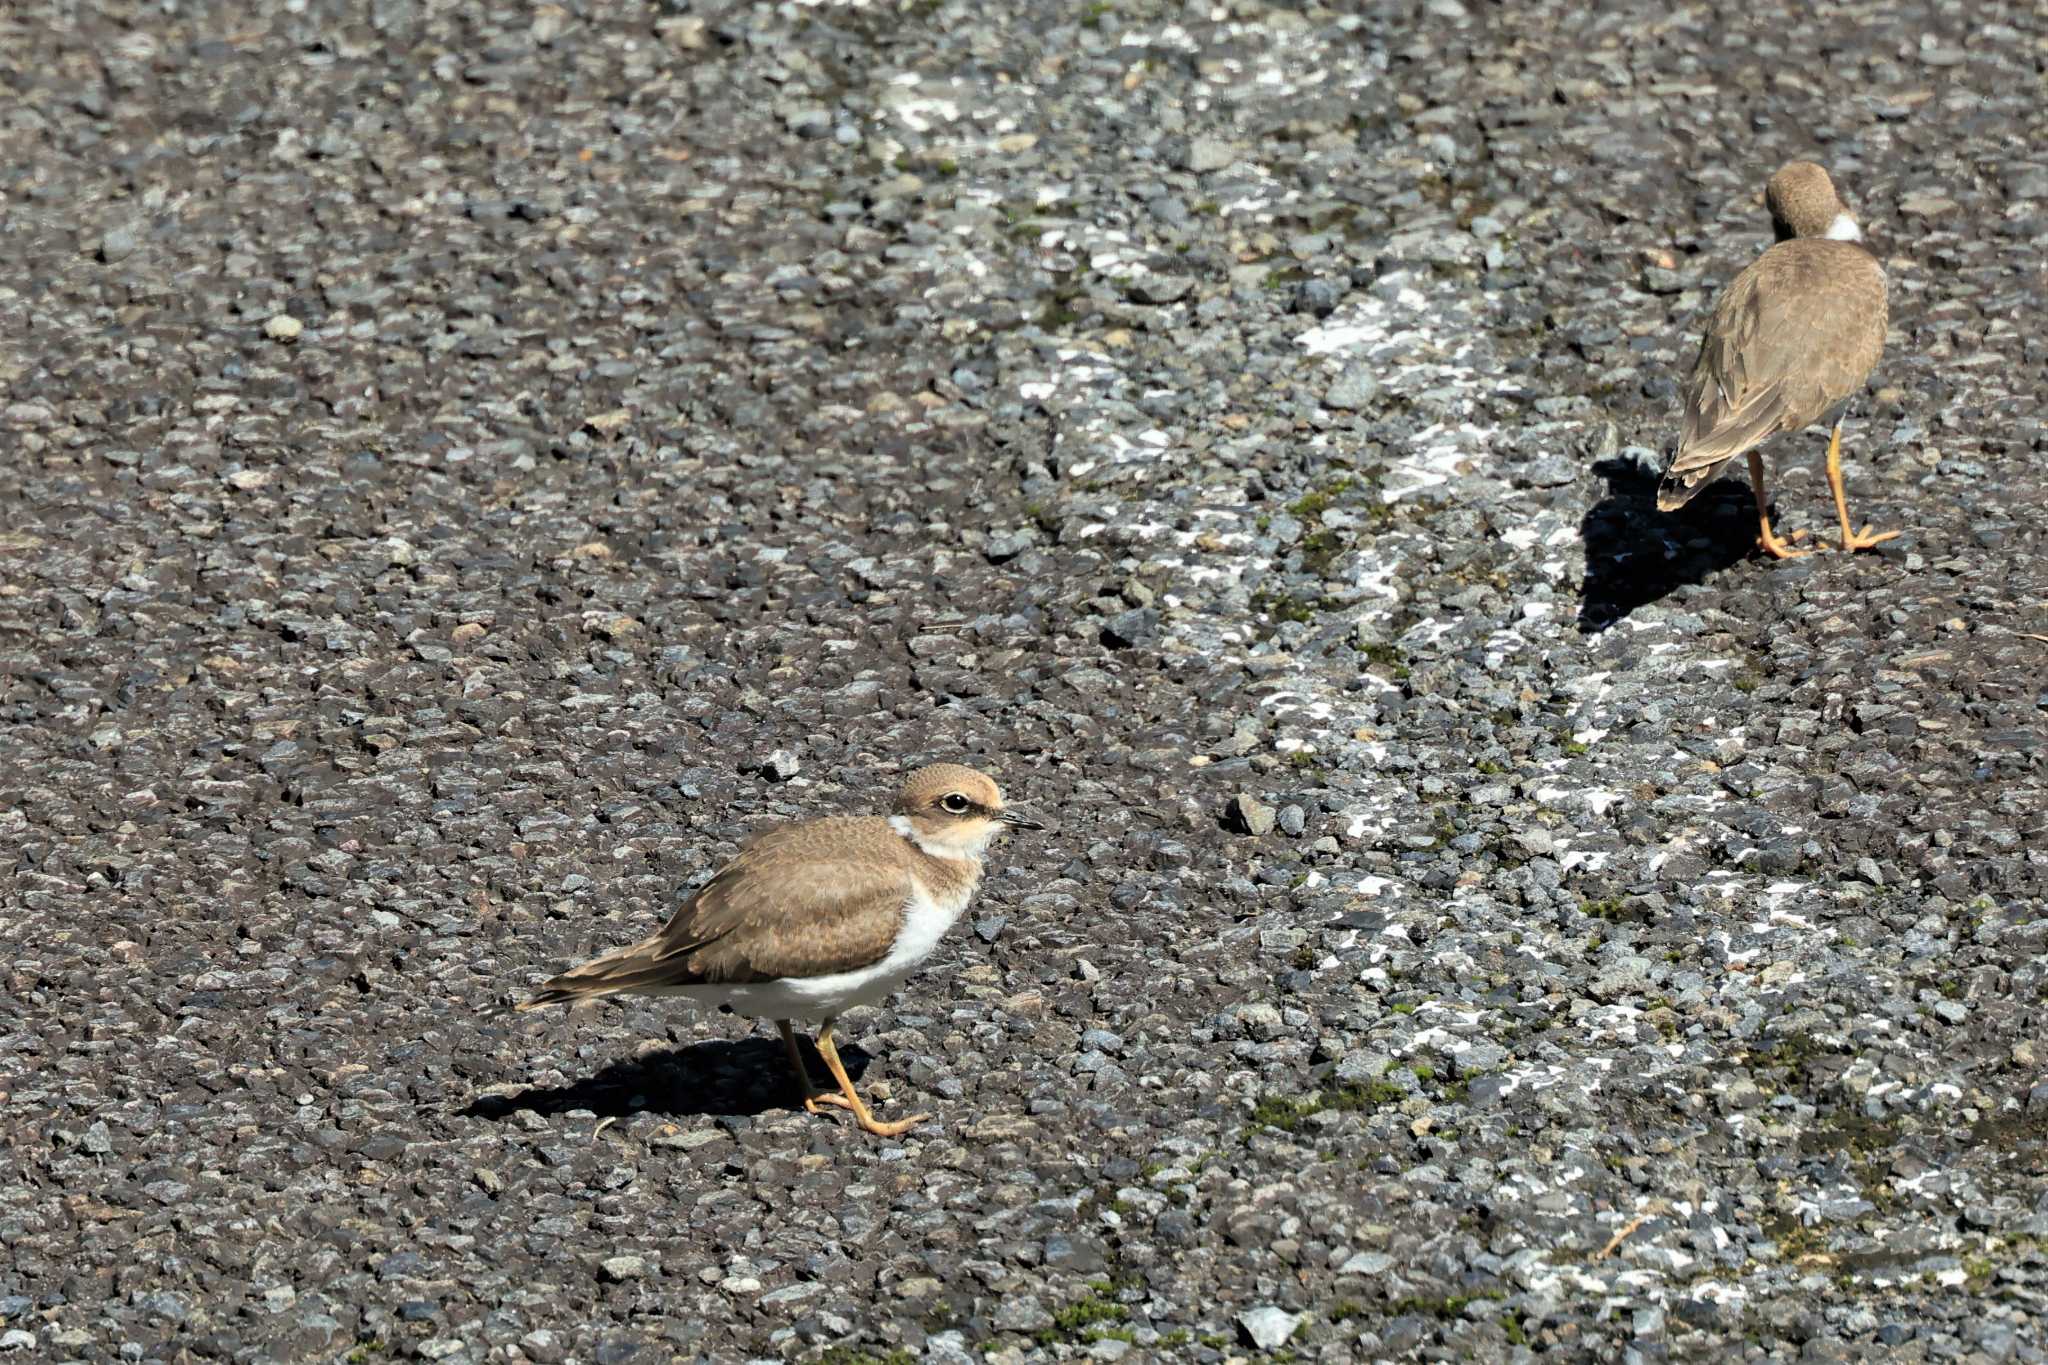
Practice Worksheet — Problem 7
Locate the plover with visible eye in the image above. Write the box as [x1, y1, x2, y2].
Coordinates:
[510, 763, 1042, 1137]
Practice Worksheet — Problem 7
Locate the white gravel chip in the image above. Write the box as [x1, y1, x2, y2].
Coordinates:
[1238, 1306, 1303, 1349]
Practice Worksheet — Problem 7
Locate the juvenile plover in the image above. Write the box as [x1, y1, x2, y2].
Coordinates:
[512, 763, 1040, 1137]
[1659, 161, 1894, 558]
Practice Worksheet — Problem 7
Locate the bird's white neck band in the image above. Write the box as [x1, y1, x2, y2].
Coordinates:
[889, 814, 988, 862]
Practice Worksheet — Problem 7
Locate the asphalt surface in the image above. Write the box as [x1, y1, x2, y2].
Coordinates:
[3, 0, 2046, 1362]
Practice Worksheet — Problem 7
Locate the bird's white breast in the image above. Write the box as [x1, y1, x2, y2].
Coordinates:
[884, 876, 974, 968]
[712, 876, 976, 1021]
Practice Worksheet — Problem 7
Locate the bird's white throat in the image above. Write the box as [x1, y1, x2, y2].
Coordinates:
[889, 814, 994, 861]
[1824, 212, 1862, 242]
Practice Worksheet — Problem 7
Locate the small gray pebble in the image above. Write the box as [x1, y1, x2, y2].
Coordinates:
[1324, 364, 1381, 411]
[984, 529, 1036, 562]
[1293, 278, 1343, 317]
[1125, 274, 1194, 305]
[95, 220, 142, 262]
[1187, 137, 1236, 173]
[1228, 794, 1277, 836]
[1101, 607, 1159, 649]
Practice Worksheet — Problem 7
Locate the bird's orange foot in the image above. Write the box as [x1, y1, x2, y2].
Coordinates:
[854, 1111, 930, 1138]
[805, 1093, 927, 1136]
[1757, 527, 1812, 560]
[804, 1023, 928, 1137]
[1836, 525, 1900, 552]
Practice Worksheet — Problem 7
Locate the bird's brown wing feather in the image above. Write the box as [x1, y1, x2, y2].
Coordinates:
[516, 818, 914, 1009]
[1658, 240, 1885, 511]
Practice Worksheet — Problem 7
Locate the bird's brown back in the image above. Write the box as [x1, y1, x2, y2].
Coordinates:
[1658, 238, 1886, 510]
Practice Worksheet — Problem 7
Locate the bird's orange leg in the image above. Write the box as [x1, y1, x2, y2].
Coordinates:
[814, 1020, 928, 1138]
[1746, 450, 1811, 559]
[1824, 422, 1899, 552]
[777, 1019, 856, 1115]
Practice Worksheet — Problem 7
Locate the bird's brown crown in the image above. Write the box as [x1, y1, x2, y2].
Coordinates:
[894, 763, 1004, 818]
[1766, 161, 1851, 241]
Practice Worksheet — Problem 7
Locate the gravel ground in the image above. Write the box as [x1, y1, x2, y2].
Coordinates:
[4, 0, 2047, 1361]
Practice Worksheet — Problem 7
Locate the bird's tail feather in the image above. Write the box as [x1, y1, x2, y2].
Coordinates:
[506, 934, 672, 1013]
[1655, 473, 1701, 512]
[1655, 460, 1724, 513]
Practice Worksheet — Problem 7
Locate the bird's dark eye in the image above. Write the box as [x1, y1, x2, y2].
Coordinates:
[941, 793, 970, 813]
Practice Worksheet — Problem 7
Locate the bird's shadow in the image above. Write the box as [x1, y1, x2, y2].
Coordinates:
[1577, 455, 1760, 632]
[460, 1035, 873, 1123]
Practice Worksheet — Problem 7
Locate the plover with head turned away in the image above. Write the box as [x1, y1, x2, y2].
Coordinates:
[511, 763, 1042, 1137]
[1658, 161, 1895, 558]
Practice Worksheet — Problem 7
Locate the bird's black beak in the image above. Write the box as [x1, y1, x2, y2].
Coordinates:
[997, 806, 1046, 832]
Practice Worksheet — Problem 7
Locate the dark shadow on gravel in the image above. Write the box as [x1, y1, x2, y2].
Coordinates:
[1578, 455, 1757, 632]
[461, 1036, 873, 1122]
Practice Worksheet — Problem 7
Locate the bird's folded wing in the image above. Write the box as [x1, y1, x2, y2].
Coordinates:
[522, 847, 915, 1006]
[643, 851, 915, 983]
[1671, 246, 1881, 477]
[1669, 375, 1788, 479]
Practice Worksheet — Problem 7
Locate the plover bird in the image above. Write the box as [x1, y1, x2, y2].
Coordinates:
[512, 763, 1040, 1137]
[1658, 161, 1893, 558]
